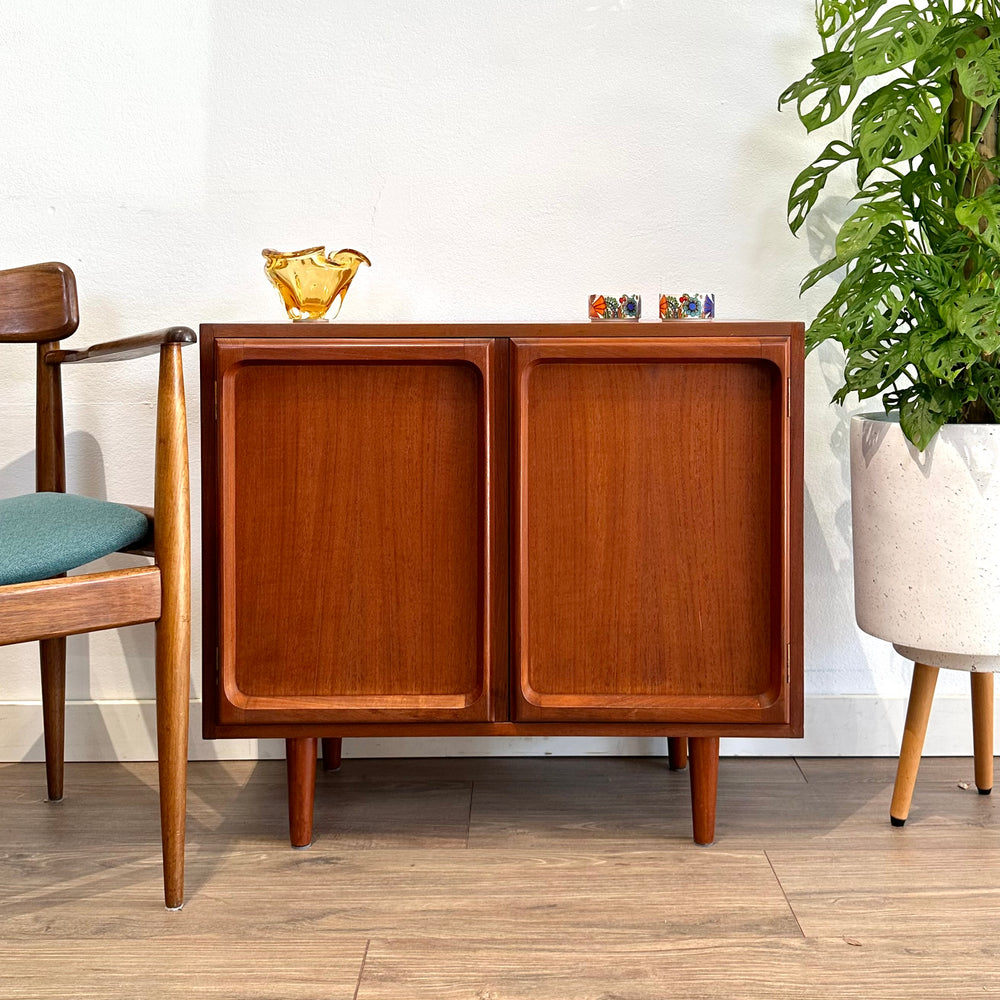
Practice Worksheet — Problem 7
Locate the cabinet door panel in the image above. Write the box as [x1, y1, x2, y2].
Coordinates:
[214, 338, 506, 724]
[512, 337, 791, 724]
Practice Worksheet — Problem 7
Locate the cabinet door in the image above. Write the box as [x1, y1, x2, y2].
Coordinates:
[212, 338, 507, 724]
[512, 337, 796, 725]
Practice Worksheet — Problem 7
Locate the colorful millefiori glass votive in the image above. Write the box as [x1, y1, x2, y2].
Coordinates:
[589, 294, 641, 321]
[659, 294, 715, 320]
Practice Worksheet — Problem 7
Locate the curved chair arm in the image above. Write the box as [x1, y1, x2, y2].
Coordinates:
[45, 326, 196, 366]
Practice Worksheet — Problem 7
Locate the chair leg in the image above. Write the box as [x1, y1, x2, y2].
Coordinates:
[39, 636, 66, 801]
[971, 672, 994, 795]
[890, 662, 939, 827]
[154, 341, 191, 910]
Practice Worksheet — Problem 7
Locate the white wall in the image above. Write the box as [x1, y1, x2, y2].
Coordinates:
[1, 0, 987, 761]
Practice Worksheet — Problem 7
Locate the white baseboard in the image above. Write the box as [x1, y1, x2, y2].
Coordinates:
[0, 694, 995, 761]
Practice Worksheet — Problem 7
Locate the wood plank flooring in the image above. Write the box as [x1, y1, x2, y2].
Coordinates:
[1, 755, 998, 998]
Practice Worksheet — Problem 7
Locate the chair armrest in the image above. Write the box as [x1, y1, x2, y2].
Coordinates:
[46, 326, 196, 365]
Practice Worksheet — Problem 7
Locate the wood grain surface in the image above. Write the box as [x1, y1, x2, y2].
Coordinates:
[2, 756, 999, 998]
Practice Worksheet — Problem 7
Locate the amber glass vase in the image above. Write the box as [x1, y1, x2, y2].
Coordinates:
[262, 246, 371, 321]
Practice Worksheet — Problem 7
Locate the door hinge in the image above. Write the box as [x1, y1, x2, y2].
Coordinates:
[215, 646, 220, 684]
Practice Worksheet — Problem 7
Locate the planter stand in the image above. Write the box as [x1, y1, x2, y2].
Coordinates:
[889, 665, 994, 826]
[850, 414, 1000, 827]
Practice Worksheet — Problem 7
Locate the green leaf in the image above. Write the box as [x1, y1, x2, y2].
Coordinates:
[835, 200, 907, 259]
[956, 191, 1000, 250]
[955, 34, 1000, 104]
[899, 393, 949, 450]
[941, 288, 1000, 352]
[787, 140, 858, 234]
[800, 255, 846, 294]
[779, 49, 860, 132]
[854, 78, 951, 173]
[852, 5, 946, 80]
[815, 0, 882, 40]
[924, 336, 981, 383]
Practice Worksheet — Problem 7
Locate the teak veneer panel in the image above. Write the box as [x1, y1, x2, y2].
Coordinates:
[214, 338, 506, 725]
[512, 338, 789, 723]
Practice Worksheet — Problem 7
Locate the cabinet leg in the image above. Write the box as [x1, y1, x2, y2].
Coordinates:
[286, 738, 317, 848]
[972, 672, 994, 795]
[688, 737, 719, 846]
[668, 736, 688, 771]
[890, 662, 939, 826]
[321, 737, 342, 772]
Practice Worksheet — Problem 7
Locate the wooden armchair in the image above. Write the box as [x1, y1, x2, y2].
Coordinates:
[0, 261, 195, 909]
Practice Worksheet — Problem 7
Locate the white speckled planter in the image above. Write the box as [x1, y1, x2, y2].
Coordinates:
[851, 414, 1000, 671]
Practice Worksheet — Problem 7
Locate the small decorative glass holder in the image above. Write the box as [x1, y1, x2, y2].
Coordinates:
[589, 294, 641, 321]
[262, 246, 371, 321]
[659, 293, 715, 320]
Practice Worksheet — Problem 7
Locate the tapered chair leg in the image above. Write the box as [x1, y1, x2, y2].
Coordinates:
[39, 635, 66, 801]
[971, 672, 994, 796]
[890, 662, 939, 827]
[154, 342, 191, 910]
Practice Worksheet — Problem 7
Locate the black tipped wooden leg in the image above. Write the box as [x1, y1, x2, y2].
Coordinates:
[321, 737, 342, 772]
[972, 672, 994, 795]
[890, 662, 939, 826]
[39, 636, 66, 801]
[668, 737, 688, 771]
[286, 738, 318, 848]
[689, 737, 719, 845]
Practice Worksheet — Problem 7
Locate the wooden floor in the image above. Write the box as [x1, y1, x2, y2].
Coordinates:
[2, 755, 1000, 999]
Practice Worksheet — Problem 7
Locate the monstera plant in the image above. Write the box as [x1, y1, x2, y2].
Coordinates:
[782, 0, 1000, 448]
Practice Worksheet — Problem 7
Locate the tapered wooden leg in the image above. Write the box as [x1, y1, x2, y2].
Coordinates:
[890, 662, 939, 827]
[971, 672, 994, 795]
[39, 636, 66, 801]
[688, 737, 719, 846]
[321, 737, 342, 772]
[287, 737, 318, 848]
[668, 736, 688, 771]
[154, 342, 191, 910]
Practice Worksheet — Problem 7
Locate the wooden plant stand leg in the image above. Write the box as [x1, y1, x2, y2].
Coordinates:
[321, 737, 342, 772]
[688, 737, 719, 846]
[39, 635, 66, 801]
[971, 672, 994, 795]
[286, 737, 318, 848]
[890, 662, 939, 827]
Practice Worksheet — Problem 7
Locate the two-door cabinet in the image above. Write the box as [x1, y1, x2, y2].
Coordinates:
[200, 322, 804, 846]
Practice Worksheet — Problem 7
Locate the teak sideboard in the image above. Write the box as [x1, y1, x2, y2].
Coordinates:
[200, 322, 804, 846]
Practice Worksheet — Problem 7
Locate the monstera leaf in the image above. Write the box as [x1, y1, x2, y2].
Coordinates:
[787, 140, 858, 234]
[852, 4, 945, 79]
[956, 190, 1000, 250]
[854, 78, 951, 173]
[835, 200, 907, 258]
[780, 50, 861, 133]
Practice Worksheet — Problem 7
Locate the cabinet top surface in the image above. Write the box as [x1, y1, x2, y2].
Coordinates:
[200, 321, 803, 341]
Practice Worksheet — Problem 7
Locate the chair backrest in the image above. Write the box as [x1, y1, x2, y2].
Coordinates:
[0, 262, 78, 492]
[0, 262, 79, 343]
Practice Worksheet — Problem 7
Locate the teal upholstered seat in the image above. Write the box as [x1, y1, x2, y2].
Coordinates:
[0, 492, 149, 586]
